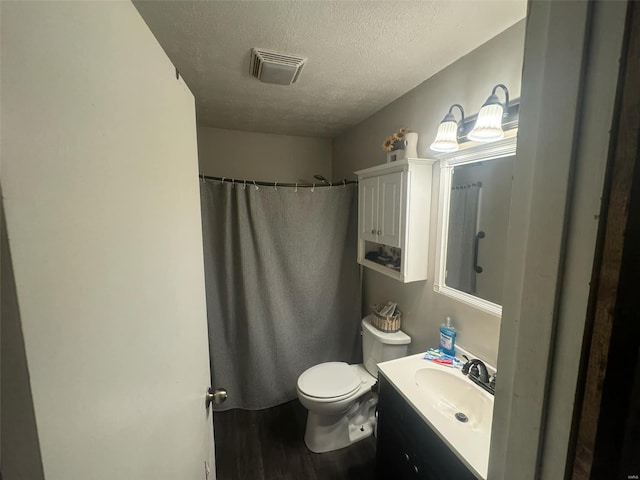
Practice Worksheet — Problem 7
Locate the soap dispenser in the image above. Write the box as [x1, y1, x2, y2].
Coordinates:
[439, 316, 457, 356]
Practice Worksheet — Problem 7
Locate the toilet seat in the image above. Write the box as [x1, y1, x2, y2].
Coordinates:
[297, 362, 362, 400]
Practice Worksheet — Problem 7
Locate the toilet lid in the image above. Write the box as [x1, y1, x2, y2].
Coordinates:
[297, 362, 361, 399]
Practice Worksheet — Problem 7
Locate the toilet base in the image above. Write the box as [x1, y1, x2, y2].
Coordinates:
[303, 394, 377, 453]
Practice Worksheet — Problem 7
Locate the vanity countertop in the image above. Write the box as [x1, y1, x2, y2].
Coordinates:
[377, 353, 494, 479]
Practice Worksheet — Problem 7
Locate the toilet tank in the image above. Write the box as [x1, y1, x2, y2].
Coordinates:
[362, 316, 411, 377]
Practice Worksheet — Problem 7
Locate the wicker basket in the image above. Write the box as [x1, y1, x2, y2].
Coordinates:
[370, 304, 402, 333]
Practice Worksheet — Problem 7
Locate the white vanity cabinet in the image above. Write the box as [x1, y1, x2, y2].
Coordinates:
[355, 158, 435, 282]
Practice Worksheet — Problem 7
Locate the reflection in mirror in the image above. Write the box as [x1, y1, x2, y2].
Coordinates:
[445, 156, 514, 306]
[433, 133, 517, 316]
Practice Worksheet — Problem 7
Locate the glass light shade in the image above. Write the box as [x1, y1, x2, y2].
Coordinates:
[430, 119, 459, 152]
[468, 103, 505, 142]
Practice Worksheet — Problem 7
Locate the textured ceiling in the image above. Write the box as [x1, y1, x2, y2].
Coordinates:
[134, 1, 526, 138]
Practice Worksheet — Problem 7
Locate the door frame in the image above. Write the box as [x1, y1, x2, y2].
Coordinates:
[569, 1, 640, 478]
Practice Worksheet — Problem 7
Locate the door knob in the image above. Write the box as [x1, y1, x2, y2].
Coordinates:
[377, 230, 382, 235]
[371, 229, 376, 234]
[206, 387, 227, 408]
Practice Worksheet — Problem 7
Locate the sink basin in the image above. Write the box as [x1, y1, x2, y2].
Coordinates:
[414, 367, 493, 433]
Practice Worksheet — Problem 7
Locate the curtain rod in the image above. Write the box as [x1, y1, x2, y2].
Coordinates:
[199, 174, 358, 188]
[452, 181, 483, 190]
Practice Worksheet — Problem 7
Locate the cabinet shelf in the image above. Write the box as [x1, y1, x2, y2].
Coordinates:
[359, 258, 402, 281]
[355, 158, 435, 283]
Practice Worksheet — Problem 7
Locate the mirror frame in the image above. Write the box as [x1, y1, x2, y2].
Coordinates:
[433, 134, 518, 317]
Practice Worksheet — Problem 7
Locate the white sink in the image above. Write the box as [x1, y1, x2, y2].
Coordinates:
[378, 353, 495, 479]
[414, 367, 493, 433]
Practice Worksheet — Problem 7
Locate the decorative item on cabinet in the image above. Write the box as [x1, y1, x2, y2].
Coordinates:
[381, 127, 408, 151]
[382, 127, 418, 162]
[403, 132, 419, 158]
[355, 158, 435, 283]
[387, 149, 405, 163]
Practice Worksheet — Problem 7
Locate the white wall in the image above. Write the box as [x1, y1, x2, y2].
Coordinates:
[333, 21, 526, 364]
[1, 2, 213, 479]
[198, 126, 332, 183]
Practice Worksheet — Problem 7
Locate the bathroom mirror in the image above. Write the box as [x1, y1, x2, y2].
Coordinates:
[433, 136, 517, 317]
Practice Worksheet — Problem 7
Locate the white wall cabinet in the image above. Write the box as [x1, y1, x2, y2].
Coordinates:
[359, 172, 403, 247]
[355, 158, 435, 282]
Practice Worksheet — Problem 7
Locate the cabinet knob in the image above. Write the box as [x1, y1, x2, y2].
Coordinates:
[377, 229, 382, 235]
[403, 453, 410, 462]
[413, 465, 419, 473]
[371, 229, 376, 234]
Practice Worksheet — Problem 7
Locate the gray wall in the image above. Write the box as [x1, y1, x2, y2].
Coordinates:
[198, 126, 332, 183]
[333, 21, 526, 364]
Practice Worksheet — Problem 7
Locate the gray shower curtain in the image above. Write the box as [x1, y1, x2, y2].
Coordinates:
[446, 185, 481, 294]
[200, 181, 361, 411]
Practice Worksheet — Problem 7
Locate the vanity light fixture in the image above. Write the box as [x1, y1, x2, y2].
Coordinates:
[467, 84, 510, 142]
[430, 104, 465, 153]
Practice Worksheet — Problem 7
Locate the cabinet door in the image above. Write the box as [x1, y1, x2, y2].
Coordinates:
[378, 171, 404, 248]
[359, 176, 379, 242]
[376, 376, 477, 480]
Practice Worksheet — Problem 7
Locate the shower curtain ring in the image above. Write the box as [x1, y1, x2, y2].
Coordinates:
[311, 183, 315, 192]
[253, 180, 259, 190]
[295, 183, 298, 192]
[329, 181, 333, 190]
[343, 180, 346, 188]
[274, 182, 278, 191]
[243, 180, 247, 190]
[221, 177, 226, 185]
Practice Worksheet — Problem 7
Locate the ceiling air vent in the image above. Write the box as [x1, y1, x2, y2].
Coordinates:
[250, 48, 306, 85]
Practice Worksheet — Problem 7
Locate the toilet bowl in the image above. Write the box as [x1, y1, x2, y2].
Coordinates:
[297, 363, 377, 453]
[296, 316, 411, 453]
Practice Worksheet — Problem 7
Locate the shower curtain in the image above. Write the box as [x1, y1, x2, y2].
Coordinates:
[200, 181, 361, 410]
[446, 184, 481, 294]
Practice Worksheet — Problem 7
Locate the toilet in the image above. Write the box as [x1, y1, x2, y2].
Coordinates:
[296, 315, 411, 453]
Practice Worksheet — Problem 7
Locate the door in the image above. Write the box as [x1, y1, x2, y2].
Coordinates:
[360, 176, 380, 242]
[378, 171, 404, 248]
[1, 3, 215, 479]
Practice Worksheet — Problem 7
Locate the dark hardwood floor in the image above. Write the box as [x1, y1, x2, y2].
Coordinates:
[214, 400, 377, 480]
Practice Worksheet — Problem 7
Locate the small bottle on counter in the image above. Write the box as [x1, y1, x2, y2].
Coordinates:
[439, 316, 457, 356]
